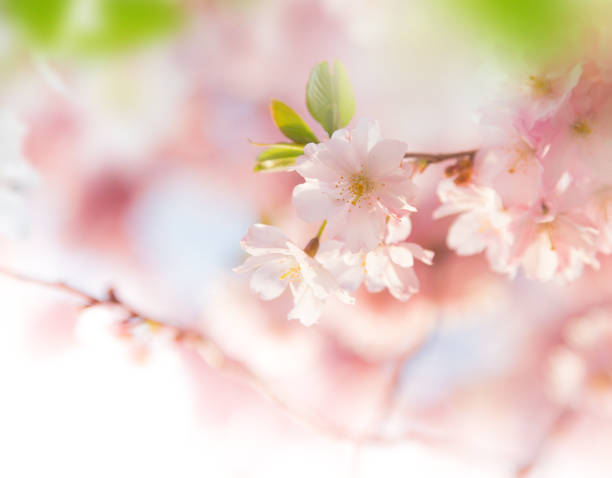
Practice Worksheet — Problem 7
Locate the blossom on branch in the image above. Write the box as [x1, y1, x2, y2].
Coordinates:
[293, 119, 416, 252]
[234, 224, 354, 326]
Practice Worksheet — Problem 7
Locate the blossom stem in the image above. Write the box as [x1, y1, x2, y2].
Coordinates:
[303, 221, 327, 257]
[316, 220, 327, 239]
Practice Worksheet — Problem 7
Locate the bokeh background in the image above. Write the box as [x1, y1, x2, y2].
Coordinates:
[1, 0, 612, 477]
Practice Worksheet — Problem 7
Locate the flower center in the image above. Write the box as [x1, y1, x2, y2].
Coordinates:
[507, 141, 536, 174]
[335, 169, 377, 207]
[348, 172, 374, 204]
[529, 75, 553, 97]
[572, 119, 591, 136]
[280, 264, 301, 281]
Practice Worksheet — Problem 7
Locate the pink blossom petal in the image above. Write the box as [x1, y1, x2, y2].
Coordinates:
[327, 205, 385, 252]
[521, 231, 559, 281]
[366, 139, 407, 177]
[292, 181, 341, 222]
[350, 119, 382, 158]
[288, 285, 324, 326]
[249, 259, 291, 300]
[391, 266, 420, 301]
[388, 244, 414, 268]
[241, 224, 292, 255]
[386, 216, 412, 243]
[403, 242, 435, 265]
[447, 211, 489, 256]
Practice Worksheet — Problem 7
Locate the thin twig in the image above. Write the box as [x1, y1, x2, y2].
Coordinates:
[0, 266, 513, 461]
[403, 150, 478, 164]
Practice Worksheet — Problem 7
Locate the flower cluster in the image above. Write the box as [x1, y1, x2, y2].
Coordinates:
[236, 120, 433, 325]
[237, 53, 612, 325]
[436, 58, 612, 282]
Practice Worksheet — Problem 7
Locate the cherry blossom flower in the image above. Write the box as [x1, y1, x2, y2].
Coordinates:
[234, 224, 353, 325]
[317, 235, 434, 302]
[292, 119, 416, 252]
[533, 62, 612, 187]
[510, 202, 599, 283]
[434, 179, 515, 275]
[475, 109, 544, 208]
[515, 63, 583, 129]
[436, 59, 612, 283]
[360, 242, 434, 301]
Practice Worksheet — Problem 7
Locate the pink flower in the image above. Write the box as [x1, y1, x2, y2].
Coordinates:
[292, 119, 416, 252]
[434, 179, 515, 274]
[515, 63, 583, 128]
[510, 203, 599, 282]
[361, 242, 434, 301]
[234, 224, 353, 326]
[533, 62, 612, 188]
[436, 173, 600, 282]
[317, 234, 434, 302]
[475, 109, 544, 208]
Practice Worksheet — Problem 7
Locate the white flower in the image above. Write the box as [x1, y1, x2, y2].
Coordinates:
[292, 119, 416, 252]
[511, 209, 599, 282]
[363, 242, 434, 301]
[434, 179, 515, 274]
[317, 239, 434, 302]
[234, 224, 353, 326]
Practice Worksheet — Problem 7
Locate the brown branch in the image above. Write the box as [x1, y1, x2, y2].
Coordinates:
[403, 150, 478, 164]
[0, 266, 514, 462]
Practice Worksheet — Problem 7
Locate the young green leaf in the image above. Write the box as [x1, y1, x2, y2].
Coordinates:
[256, 144, 304, 162]
[254, 157, 299, 173]
[2, 0, 184, 54]
[270, 100, 318, 145]
[253, 144, 304, 172]
[306, 60, 355, 137]
[332, 60, 355, 131]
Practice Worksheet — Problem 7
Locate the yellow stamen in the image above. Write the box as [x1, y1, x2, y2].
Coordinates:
[572, 120, 591, 136]
[348, 171, 375, 205]
[529, 75, 553, 96]
[280, 265, 301, 281]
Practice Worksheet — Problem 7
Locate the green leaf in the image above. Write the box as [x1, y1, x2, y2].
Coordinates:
[74, 0, 184, 54]
[270, 100, 318, 145]
[253, 144, 304, 172]
[306, 60, 355, 137]
[254, 157, 298, 173]
[2, 0, 72, 44]
[256, 144, 304, 162]
[441, 0, 580, 63]
[1, 0, 184, 55]
[333, 61, 356, 131]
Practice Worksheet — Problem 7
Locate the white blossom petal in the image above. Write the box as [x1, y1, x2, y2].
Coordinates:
[288, 285, 324, 326]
